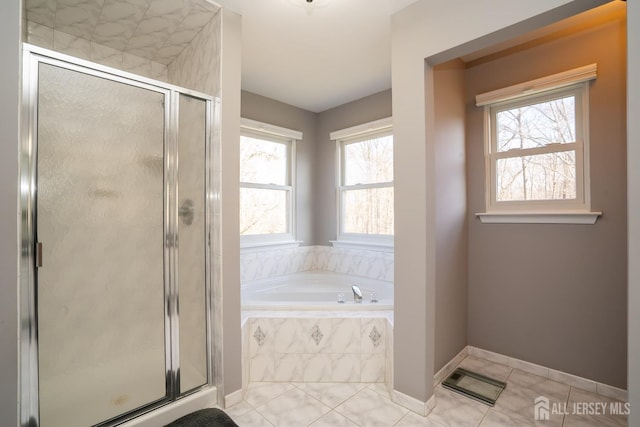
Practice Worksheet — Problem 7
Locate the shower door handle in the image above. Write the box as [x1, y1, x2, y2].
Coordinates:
[35, 241, 43, 268]
[179, 199, 194, 226]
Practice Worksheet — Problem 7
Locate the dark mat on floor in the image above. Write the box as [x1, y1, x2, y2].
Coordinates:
[164, 408, 239, 427]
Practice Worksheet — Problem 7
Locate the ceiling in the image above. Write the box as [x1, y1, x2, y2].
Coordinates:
[214, 0, 420, 112]
[25, 0, 220, 65]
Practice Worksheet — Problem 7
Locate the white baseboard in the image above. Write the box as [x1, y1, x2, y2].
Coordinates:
[391, 389, 435, 416]
[224, 388, 244, 408]
[466, 346, 628, 402]
[433, 346, 469, 388]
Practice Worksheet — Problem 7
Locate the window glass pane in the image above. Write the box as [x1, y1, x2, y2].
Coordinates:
[496, 95, 575, 152]
[343, 187, 393, 235]
[240, 188, 288, 235]
[496, 151, 576, 201]
[240, 135, 287, 185]
[344, 134, 393, 185]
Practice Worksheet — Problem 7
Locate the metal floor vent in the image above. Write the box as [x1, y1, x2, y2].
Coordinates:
[442, 368, 507, 406]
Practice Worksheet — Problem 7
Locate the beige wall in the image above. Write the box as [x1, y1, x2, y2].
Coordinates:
[433, 60, 468, 372]
[240, 91, 317, 245]
[465, 16, 627, 388]
[315, 90, 392, 245]
[627, 0, 639, 423]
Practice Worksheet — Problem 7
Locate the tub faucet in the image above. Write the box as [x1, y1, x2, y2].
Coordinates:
[351, 285, 363, 303]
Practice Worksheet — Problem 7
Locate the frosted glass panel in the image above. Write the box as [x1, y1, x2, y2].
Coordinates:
[36, 63, 166, 427]
[177, 94, 208, 393]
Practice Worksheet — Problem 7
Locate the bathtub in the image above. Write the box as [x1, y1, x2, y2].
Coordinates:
[241, 270, 393, 310]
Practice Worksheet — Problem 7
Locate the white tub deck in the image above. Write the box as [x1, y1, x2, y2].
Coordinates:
[241, 270, 393, 311]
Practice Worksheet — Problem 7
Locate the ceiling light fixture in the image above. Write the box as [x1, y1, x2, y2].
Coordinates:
[288, 0, 330, 12]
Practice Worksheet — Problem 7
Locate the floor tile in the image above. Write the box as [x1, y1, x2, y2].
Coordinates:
[257, 387, 332, 427]
[395, 411, 447, 426]
[294, 382, 367, 408]
[309, 410, 360, 426]
[335, 387, 408, 427]
[367, 382, 391, 397]
[224, 400, 254, 419]
[231, 408, 275, 426]
[562, 387, 627, 427]
[479, 409, 534, 426]
[244, 382, 295, 408]
[491, 370, 568, 427]
[426, 386, 488, 427]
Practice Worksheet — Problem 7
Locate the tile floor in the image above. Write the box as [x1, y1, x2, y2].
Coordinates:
[221, 355, 627, 426]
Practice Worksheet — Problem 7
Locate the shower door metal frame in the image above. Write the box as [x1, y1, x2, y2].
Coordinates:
[19, 44, 216, 427]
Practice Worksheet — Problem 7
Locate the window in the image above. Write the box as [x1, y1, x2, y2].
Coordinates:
[476, 64, 601, 224]
[331, 117, 393, 248]
[240, 118, 301, 247]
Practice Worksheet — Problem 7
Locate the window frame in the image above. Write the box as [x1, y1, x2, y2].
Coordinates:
[239, 118, 301, 249]
[475, 64, 601, 224]
[331, 117, 394, 250]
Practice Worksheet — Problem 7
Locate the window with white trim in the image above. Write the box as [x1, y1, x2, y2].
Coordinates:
[476, 64, 601, 224]
[239, 118, 301, 247]
[331, 118, 393, 248]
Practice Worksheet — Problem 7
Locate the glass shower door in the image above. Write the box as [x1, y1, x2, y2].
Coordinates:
[36, 63, 168, 427]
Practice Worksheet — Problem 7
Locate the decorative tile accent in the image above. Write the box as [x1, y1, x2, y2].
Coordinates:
[311, 324, 323, 346]
[253, 326, 266, 347]
[369, 326, 382, 348]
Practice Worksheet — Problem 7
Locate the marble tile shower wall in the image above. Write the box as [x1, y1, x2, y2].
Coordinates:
[240, 246, 394, 283]
[246, 317, 388, 383]
[26, 20, 169, 81]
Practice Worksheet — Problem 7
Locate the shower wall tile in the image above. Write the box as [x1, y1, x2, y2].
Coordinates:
[26, 22, 170, 84]
[167, 12, 220, 95]
[26, 0, 57, 28]
[90, 41, 123, 69]
[245, 317, 387, 383]
[54, 0, 104, 40]
[27, 21, 53, 48]
[53, 30, 91, 59]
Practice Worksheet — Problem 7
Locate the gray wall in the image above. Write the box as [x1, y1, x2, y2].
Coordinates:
[433, 60, 468, 372]
[627, 0, 639, 423]
[240, 91, 317, 245]
[314, 90, 392, 245]
[219, 9, 243, 397]
[0, 0, 20, 425]
[466, 15, 627, 388]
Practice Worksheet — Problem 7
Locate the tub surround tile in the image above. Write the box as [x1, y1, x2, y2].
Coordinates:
[273, 353, 303, 382]
[330, 318, 361, 354]
[250, 353, 275, 383]
[302, 318, 332, 353]
[302, 354, 333, 382]
[361, 354, 385, 383]
[330, 354, 361, 382]
[361, 318, 386, 354]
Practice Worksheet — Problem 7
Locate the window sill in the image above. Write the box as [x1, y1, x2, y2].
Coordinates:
[240, 240, 302, 253]
[330, 239, 394, 253]
[476, 211, 602, 224]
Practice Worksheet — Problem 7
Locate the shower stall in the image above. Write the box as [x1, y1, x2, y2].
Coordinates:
[20, 45, 217, 427]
